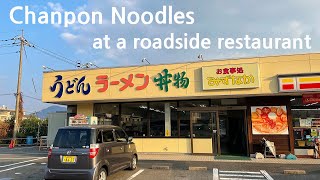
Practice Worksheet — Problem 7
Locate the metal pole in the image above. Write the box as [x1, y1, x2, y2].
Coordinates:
[12, 30, 24, 144]
[37, 121, 40, 144]
[216, 111, 221, 155]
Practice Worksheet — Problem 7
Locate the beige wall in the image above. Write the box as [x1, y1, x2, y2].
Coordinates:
[42, 53, 320, 104]
[132, 138, 212, 153]
[77, 103, 93, 116]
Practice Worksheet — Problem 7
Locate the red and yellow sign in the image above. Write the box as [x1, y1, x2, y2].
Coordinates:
[202, 63, 260, 90]
[278, 77, 297, 91]
[279, 75, 320, 92]
[298, 76, 320, 90]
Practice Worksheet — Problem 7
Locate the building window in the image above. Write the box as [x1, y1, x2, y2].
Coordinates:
[180, 111, 190, 137]
[150, 102, 165, 137]
[191, 112, 213, 138]
[121, 102, 148, 137]
[94, 104, 120, 125]
[171, 102, 178, 137]
[149, 102, 178, 137]
[291, 97, 320, 149]
[67, 105, 77, 125]
[179, 100, 210, 137]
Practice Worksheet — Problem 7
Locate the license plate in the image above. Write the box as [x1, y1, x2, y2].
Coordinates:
[62, 156, 76, 163]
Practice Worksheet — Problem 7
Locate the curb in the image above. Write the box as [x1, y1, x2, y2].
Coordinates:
[188, 166, 207, 171]
[152, 165, 170, 170]
[284, 170, 306, 175]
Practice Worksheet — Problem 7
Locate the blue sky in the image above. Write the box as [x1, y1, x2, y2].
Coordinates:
[0, 0, 319, 113]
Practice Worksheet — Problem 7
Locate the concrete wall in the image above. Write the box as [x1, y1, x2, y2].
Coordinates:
[47, 112, 67, 146]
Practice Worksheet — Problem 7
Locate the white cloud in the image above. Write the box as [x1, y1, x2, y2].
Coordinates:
[52, 23, 61, 28]
[47, 2, 64, 12]
[76, 4, 88, 12]
[288, 21, 307, 37]
[52, 1, 320, 67]
[110, 0, 137, 8]
[76, 49, 87, 54]
[271, 20, 312, 38]
[60, 32, 78, 42]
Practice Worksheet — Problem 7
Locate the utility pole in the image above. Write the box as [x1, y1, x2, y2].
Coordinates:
[12, 30, 25, 146]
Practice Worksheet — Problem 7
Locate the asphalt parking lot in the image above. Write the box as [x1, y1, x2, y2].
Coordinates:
[0, 154, 214, 180]
[1, 147, 320, 180]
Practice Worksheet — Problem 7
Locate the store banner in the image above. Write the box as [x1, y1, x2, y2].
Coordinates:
[202, 63, 260, 90]
[251, 106, 289, 135]
[302, 93, 320, 105]
[279, 75, 320, 92]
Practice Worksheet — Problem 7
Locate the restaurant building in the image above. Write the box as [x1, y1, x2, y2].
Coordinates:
[42, 53, 320, 157]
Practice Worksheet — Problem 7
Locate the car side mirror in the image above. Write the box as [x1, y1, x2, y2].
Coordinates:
[128, 136, 133, 142]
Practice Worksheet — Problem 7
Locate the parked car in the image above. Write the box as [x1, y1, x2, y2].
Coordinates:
[44, 125, 138, 180]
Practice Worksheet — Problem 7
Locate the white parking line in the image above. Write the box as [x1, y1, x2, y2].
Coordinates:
[219, 174, 265, 178]
[127, 169, 144, 180]
[260, 170, 274, 180]
[0, 157, 40, 160]
[0, 163, 35, 173]
[0, 157, 46, 168]
[220, 178, 264, 180]
[218, 169, 273, 180]
[219, 171, 261, 174]
[213, 168, 219, 180]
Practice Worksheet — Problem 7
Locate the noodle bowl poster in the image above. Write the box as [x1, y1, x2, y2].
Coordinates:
[251, 106, 289, 135]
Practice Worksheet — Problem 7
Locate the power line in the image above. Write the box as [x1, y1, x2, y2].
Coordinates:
[0, 93, 13, 96]
[23, 94, 42, 101]
[0, 43, 16, 47]
[0, 38, 14, 42]
[0, 30, 21, 34]
[28, 40, 100, 69]
[35, 44, 78, 64]
[0, 51, 19, 56]
[0, 45, 19, 48]
[33, 47, 77, 66]
[29, 40, 78, 64]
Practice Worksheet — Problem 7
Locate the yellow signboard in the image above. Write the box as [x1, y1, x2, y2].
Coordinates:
[202, 63, 260, 90]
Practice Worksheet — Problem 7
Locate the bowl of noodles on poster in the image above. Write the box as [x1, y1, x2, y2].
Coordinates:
[251, 106, 288, 134]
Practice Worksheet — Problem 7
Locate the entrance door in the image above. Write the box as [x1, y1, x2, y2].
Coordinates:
[219, 110, 247, 155]
[190, 110, 247, 155]
[190, 111, 219, 154]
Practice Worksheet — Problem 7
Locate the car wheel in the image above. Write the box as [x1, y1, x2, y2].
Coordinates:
[128, 155, 137, 170]
[97, 168, 107, 180]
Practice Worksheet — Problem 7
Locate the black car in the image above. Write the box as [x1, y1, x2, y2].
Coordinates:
[44, 125, 138, 180]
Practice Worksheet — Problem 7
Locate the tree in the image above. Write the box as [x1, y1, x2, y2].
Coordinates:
[2, 115, 48, 139]
[39, 118, 48, 137]
[0, 121, 9, 138]
[4, 116, 14, 138]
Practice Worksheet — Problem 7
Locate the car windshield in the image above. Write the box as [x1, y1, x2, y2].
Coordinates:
[53, 129, 91, 148]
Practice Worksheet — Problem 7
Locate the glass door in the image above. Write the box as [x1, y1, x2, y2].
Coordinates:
[190, 111, 219, 154]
